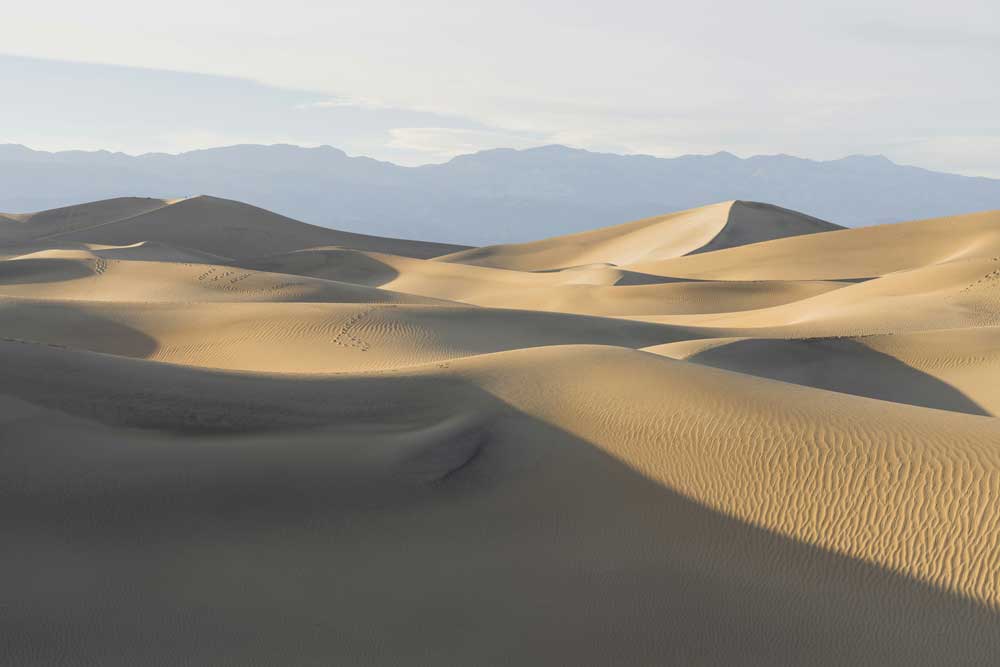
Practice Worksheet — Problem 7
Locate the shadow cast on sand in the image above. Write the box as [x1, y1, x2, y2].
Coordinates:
[1, 346, 998, 665]
[0, 257, 96, 285]
[689, 337, 992, 416]
[612, 269, 699, 285]
[0, 300, 159, 359]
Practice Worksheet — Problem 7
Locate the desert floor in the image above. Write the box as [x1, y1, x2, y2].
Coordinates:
[2, 196, 1000, 664]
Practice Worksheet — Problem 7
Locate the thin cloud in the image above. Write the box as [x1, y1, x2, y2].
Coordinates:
[295, 97, 395, 111]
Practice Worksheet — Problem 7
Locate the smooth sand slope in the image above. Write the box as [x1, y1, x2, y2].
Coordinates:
[2, 195, 999, 665]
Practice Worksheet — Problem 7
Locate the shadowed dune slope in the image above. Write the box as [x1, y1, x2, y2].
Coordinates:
[438, 200, 841, 271]
[646, 328, 1000, 416]
[3, 195, 467, 259]
[0, 196, 172, 244]
[3, 195, 1000, 665]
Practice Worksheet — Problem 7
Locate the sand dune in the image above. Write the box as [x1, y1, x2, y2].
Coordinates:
[1, 195, 467, 259]
[630, 208, 1000, 280]
[0, 300, 685, 372]
[244, 246, 848, 316]
[0, 250, 444, 305]
[0, 196, 173, 243]
[630, 254, 1000, 338]
[439, 200, 842, 271]
[2, 195, 999, 665]
[647, 326, 1000, 415]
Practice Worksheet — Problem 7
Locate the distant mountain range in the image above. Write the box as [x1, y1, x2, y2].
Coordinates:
[2, 143, 999, 245]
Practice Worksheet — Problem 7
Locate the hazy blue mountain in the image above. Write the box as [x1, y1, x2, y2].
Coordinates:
[2, 143, 999, 245]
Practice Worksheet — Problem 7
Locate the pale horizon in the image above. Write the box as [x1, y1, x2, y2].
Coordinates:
[3, 1, 998, 177]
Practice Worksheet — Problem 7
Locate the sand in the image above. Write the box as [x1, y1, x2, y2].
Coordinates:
[2, 196, 999, 665]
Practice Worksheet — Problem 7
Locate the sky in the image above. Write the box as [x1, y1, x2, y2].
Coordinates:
[1, 1, 998, 176]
